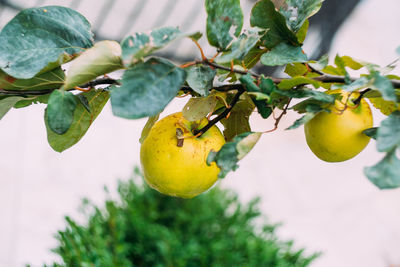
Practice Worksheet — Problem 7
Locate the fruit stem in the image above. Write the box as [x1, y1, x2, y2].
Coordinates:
[353, 88, 371, 105]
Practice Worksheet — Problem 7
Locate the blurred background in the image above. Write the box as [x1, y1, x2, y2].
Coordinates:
[0, 0, 400, 266]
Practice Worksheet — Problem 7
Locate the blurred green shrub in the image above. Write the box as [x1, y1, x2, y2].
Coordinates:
[45, 169, 318, 267]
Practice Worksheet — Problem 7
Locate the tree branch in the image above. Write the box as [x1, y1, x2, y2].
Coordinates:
[1, 60, 400, 97]
[0, 77, 119, 96]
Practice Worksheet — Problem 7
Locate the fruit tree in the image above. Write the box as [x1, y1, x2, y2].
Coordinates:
[1, 0, 399, 196]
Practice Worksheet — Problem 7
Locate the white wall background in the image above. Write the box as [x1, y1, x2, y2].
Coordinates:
[0, 0, 400, 266]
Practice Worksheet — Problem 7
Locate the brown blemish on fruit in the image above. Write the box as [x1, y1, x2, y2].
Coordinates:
[176, 128, 184, 147]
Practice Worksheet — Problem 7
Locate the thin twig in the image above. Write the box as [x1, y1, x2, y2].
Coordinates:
[193, 88, 245, 137]
[264, 98, 292, 133]
[204, 60, 261, 79]
[180, 84, 245, 94]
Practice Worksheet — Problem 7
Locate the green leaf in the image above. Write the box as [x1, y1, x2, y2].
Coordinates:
[376, 111, 400, 152]
[331, 77, 370, 92]
[275, 88, 335, 103]
[308, 54, 329, 71]
[334, 55, 348, 77]
[280, 0, 323, 32]
[45, 90, 78, 135]
[286, 104, 324, 130]
[236, 132, 262, 160]
[239, 74, 272, 118]
[261, 43, 307, 66]
[387, 74, 400, 80]
[216, 30, 262, 64]
[46, 90, 109, 152]
[368, 96, 399, 116]
[207, 132, 260, 178]
[296, 19, 309, 43]
[277, 77, 320, 89]
[77, 94, 91, 113]
[363, 127, 378, 140]
[182, 95, 218, 121]
[320, 55, 364, 77]
[341, 56, 364, 70]
[291, 98, 329, 113]
[370, 71, 397, 102]
[242, 46, 267, 69]
[14, 94, 49, 108]
[185, 65, 216, 96]
[0, 67, 65, 91]
[110, 58, 186, 119]
[284, 63, 308, 77]
[364, 150, 400, 189]
[121, 27, 188, 67]
[221, 94, 255, 141]
[139, 114, 160, 144]
[0, 6, 94, 79]
[62, 40, 122, 90]
[0, 96, 26, 119]
[188, 32, 203, 41]
[205, 0, 243, 50]
[250, 0, 298, 49]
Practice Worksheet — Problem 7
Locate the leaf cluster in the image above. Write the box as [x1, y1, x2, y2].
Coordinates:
[1, 1, 400, 187]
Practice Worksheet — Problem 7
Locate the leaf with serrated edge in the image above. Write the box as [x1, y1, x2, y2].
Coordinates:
[376, 111, 400, 152]
[250, 0, 298, 49]
[308, 54, 329, 71]
[46, 90, 109, 152]
[284, 63, 308, 77]
[0, 67, 65, 91]
[217, 29, 261, 64]
[368, 97, 399, 116]
[207, 132, 253, 178]
[331, 77, 370, 92]
[277, 77, 320, 89]
[185, 65, 216, 96]
[46, 90, 78, 135]
[286, 112, 316, 130]
[110, 57, 186, 119]
[341, 56, 364, 70]
[239, 74, 272, 118]
[0, 6, 94, 79]
[206, 0, 243, 50]
[62, 41, 122, 90]
[286, 104, 324, 130]
[364, 150, 400, 189]
[221, 94, 254, 141]
[182, 96, 218, 121]
[280, 0, 323, 32]
[275, 88, 334, 103]
[261, 43, 307, 66]
[370, 71, 397, 102]
[139, 114, 160, 144]
[237, 132, 262, 160]
[121, 27, 190, 67]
